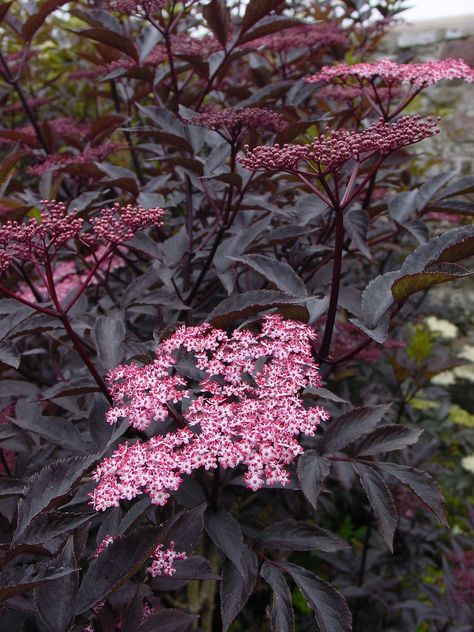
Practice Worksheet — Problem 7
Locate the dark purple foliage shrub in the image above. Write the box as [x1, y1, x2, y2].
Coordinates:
[0, 1, 473, 630]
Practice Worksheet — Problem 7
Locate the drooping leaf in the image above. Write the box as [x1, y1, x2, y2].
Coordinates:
[230, 254, 307, 297]
[391, 263, 472, 304]
[239, 15, 298, 44]
[220, 546, 258, 631]
[260, 561, 294, 632]
[75, 525, 165, 614]
[258, 520, 348, 552]
[239, 0, 285, 34]
[322, 404, 390, 454]
[78, 28, 139, 61]
[22, 0, 69, 41]
[92, 312, 126, 372]
[352, 462, 397, 551]
[377, 462, 448, 525]
[344, 207, 370, 258]
[202, 0, 229, 47]
[351, 425, 422, 457]
[205, 511, 244, 575]
[297, 452, 331, 510]
[15, 455, 97, 541]
[17, 512, 93, 546]
[280, 562, 352, 632]
[33, 537, 78, 632]
[0, 562, 75, 602]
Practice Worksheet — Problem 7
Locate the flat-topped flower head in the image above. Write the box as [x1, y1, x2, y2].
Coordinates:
[90, 202, 164, 244]
[91, 314, 328, 510]
[247, 22, 347, 53]
[28, 142, 119, 177]
[239, 115, 440, 174]
[184, 107, 287, 141]
[306, 58, 474, 88]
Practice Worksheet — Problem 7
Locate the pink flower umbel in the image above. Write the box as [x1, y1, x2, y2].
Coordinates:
[91, 314, 329, 510]
[247, 22, 347, 53]
[148, 541, 187, 577]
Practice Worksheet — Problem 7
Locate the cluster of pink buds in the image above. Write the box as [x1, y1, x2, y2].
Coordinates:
[0, 200, 164, 275]
[238, 115, 440, 174]
[148, 541, 187, 577]
[91, 314, 329, 510]
[107, 0, 165, 14]
[306, 58, 474, 88]
[184, 106, 287, 141]
[27, 142, 118, 176]
[247, 22, 347, 53]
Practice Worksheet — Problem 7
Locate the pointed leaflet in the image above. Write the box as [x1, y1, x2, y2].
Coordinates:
[202, 0, 229, 47]
[16, 512, 93, 546]
[75, 526, 165, 614]
[21, 0, 69, 41]
[230, 254, 307, 297]
[34, 537, 78, 632]
[322, 405, 390, 454]
[377, 462, 448, 525]
[0, 563, 75, 602]
[92, 312, 126, 372]
[140, 609, 198, 632]
[297, 452, 331, 510]
[258, 520, 348, 552]
[220, 546, 259, 632]
[78, 28, 139, 61]
[280, 562, 352, 632]
[239, 0, 285, 34]
[353, 462, 397, 551]
[208, 290, 309, 328]
[351, 425, 422, 457]
[15, 454, 97, 540]
[391, 263, 472, 304]
[205, 511, 244, 575]
[260, 562, 294, 632]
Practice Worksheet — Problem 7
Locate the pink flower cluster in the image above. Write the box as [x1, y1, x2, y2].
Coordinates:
[239, 115, 440, 173]
[0, 200, 164, 274]
[148, 541, 187, 577]
[27, 142, 118, 176]
[184, 107, 287, 140]
[0, 117, 91, 148]
[247, 22, 347, 53]
[306, 58, 474, 88]
[91, 315, 328, 510]
[107, 0, 165, 14]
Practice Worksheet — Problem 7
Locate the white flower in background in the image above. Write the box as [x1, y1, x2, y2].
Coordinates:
[461, 454, 474, 474]
[424, 316, 458, 339]
[458, 344, 474, 362]
[431, 371, 456, 386]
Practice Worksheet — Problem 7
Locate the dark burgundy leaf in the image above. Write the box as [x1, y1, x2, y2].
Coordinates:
[353, 462, 397, 551]
[22, 0, 69, 42]
[0, 562, 75, 602]
[92, 312, 126, 372]
[297, 452, 331, 510]
[281, 562, 352, 632]
[352, 425, 422, 457]
[220, 546, 258, 631]
[239, 16, 298, 44]
[258, 519, 348, 552]
[205, 511, 244, 575]
[322, 404, 390, 454]
[239, 0, 285, 34]
[202, 0, 229, 47]
[15, 455, 97, 541]
[16, 512, 92, 546]
[230, 254, 307, 297]
[377, 462, 448, 525]
[33, 537, 78, 632]
[139, 608, 198, 632]
[260, 561, 294, 632]
[79, 28, 139, 61]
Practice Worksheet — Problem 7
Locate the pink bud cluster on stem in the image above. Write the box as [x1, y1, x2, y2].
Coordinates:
[91, 314, 329, 510]
[183, 107, 287, 142]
